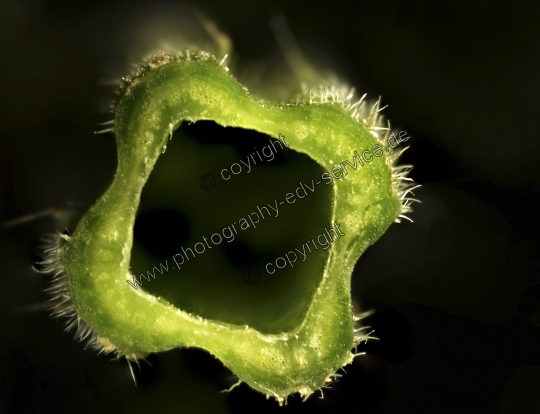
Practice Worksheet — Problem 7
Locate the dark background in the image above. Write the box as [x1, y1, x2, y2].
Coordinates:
[1, 0, 539, 413]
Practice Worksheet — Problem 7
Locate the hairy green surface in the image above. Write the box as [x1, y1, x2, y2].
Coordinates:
[53, 51, 404, 403]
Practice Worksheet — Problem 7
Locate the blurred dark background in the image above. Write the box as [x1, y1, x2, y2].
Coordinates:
[1, 0, 539, 413]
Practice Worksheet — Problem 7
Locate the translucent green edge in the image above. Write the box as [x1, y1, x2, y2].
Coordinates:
[57, 52, 402, 402]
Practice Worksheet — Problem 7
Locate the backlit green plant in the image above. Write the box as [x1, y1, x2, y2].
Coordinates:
[40, 41, 418, 404]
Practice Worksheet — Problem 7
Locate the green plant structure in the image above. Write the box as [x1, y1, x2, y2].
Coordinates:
[41, 44, 418, 404]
